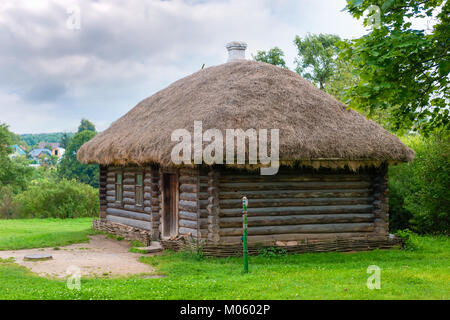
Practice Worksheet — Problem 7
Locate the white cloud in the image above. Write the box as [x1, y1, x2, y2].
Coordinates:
[0, 0, 365, 133]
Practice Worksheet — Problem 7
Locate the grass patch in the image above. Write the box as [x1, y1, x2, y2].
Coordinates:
[0, 218, 95, 250]
[0, 220, 448, 299]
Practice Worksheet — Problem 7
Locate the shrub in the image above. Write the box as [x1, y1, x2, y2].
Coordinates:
[0, 185, 20, 219]
[14, 177, 98, 219]
[389, 133, 449, 234]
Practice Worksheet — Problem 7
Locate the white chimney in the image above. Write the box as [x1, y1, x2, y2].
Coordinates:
[226, 41, 247, 62]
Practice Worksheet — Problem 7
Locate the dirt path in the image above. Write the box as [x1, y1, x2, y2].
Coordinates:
[0, 235, 154, 279]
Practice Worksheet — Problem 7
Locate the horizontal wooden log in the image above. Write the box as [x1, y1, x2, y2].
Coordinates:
[179, 200, 197, 213]
[179, 219, 198, 229]
[106, 184, 115, 190]
[180, 192, 197, 201]
[219, 223, 374, 236]
[219, 189, 371, 200]
[106, 196, 117, 202]
[106, 208, 150, 221]
[106, 215, 151, 230]
[219, 214, 374, 228]
[179, 210, 198, 221]
[179, 227, 198, 237]
[106, 190, 115, 196]
[219, 181, 371, 192]
[220, 204, 373, 217]
[123, 191, 135, 199]
[179, 176, 197, 185]
[123, 185, 135, 192]
[219, 197, 373, 209]
[219, 174, 371, 183]
[180, 184, 197, 193]
[123, 178, 135, 185]
[123, 198, 136, 205]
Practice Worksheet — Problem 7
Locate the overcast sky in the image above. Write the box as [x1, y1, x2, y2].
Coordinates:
[0, 0, 367, 134]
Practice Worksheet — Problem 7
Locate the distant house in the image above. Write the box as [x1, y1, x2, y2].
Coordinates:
[9, 144, 27, 159]
[38, 142, 60, 150]
[52, 147, 65, 158]
[28, 148, 52, 166]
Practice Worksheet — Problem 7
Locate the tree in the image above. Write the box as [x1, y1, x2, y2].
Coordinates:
[0, 123, 33, 193]
[341, 0, 449, 134]
[60, 132, 71, 149]
[294, 33, 342, 89]
[58, 130, 99, 188]
[254, 47, 288, 69]
[78, 118, 96, 133]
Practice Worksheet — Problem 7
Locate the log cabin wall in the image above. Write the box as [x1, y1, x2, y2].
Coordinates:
[99, 165, 107, 220]
[177, 168, 200, 238]
[105, 167, 154, 232]
[215, 166, 387, 244]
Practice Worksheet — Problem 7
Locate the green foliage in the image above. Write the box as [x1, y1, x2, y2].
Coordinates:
[396, 229, 418, 251]
[58, 129, 99, 188]
[341, 0, 449, 134]
[389, 133, 450, 234]
[258, 246, 288, 258]
[20, 132, 73, 147]
[253, 47, 288, 69]
[78, 118, 96, 133]
[13, 177, 98, 219]
[0, 124, 34, 194]
[294, 33, 341, 89]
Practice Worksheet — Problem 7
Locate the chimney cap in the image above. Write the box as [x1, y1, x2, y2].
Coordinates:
[226, 41, 247, 62]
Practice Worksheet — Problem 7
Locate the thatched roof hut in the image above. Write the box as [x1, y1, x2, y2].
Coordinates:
[79, 42, 413, 255]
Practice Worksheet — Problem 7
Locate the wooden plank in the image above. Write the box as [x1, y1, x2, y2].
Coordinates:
[179, 210, 198, 221]
[219, 189, 372, 200]
[219, 181, 371, 191]
[179, 219, 198, 229]
[219, 197, 374, 208]
[219, 214, 374, 228]
[220, 204, 373, 217]
[219, 174, 371, 183]
[106, 208, 150, 221]
[219, 223, 374, 236]
[106, 215, 151, 230]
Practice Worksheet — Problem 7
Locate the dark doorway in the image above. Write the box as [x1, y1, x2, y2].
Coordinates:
[163, 173, 178, 237]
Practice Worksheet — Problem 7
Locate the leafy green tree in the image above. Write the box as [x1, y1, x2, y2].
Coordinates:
[58, 130, 99, 188]
[78, 118, 96, 133]
[294, 33, 341, 89]
[254, 47, 288, 69]
[0, 123, 33, 193]
[341, 0, 449, 134]
[61, 132, 71, 149]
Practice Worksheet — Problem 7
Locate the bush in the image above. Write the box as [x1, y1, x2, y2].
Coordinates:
[389, 133, 449, 234]
[0, 185, 20, 219]
[14, 177, 98, 219]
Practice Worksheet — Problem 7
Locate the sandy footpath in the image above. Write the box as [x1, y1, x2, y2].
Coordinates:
[0, 235, 154, 279]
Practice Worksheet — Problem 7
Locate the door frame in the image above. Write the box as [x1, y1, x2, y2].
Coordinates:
[160, 169, 179, 239]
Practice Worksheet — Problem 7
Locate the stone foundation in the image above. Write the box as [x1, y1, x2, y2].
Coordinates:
[93, 219, 152, 246]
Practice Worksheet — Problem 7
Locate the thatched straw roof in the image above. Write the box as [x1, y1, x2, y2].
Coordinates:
[78, 60, 414, 168]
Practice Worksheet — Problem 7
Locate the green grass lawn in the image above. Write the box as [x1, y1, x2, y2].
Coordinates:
[0, 218, 95, 250]
[0, 218, 448, 299]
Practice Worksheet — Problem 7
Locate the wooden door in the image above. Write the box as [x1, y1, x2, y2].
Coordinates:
[163, 173, 178, 237]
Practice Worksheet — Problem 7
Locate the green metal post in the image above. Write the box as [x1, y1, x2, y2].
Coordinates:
[242, 196, 248, 273]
